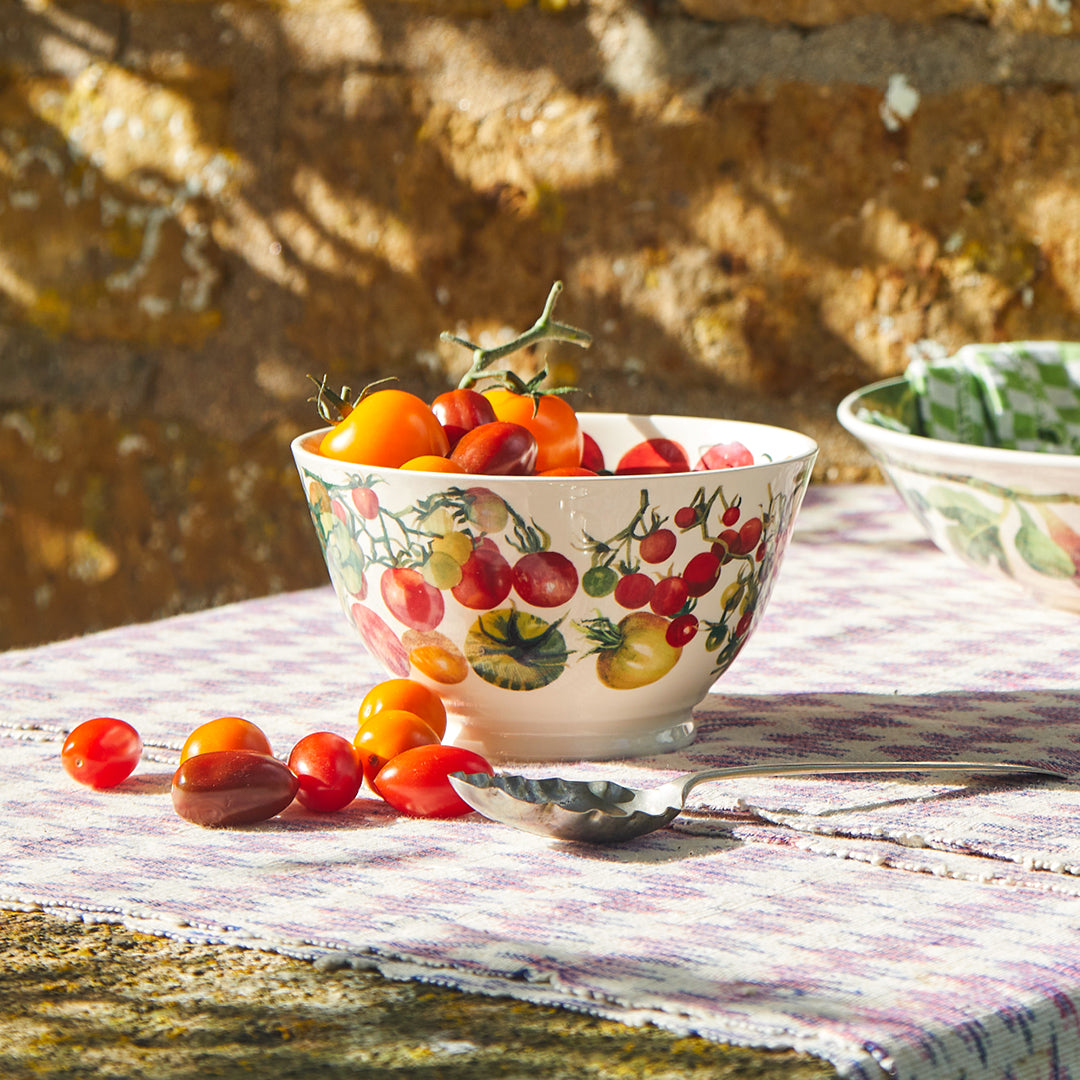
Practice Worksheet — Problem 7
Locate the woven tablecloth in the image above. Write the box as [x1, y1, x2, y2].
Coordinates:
[4, 483, 1080, 1080]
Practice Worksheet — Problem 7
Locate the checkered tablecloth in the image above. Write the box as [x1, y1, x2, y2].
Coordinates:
[4, 484, 1080, 1080]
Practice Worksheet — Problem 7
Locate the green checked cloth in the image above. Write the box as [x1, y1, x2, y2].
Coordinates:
[905, 341, 1080, 454]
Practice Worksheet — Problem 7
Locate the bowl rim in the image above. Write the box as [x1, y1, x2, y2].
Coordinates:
[837, 376, 1080, 471]
[293, 409, 819, 478]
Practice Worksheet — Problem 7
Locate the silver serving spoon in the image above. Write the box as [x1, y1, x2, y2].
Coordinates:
[448, 760, 1067, 844]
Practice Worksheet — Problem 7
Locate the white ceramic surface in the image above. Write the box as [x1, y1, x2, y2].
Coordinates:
[838, 377, 1080, 613]
[293, 412, 817, 761]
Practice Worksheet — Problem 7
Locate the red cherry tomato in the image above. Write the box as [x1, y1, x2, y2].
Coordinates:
[613, 572, 655, 609]
[354, 709, 441, 787]
[483, 389, 583, 473]
[450, 421, 538, 475]
[511, 552, 579, 607]
[666, 612, 700, 647]
[380, 567, 445, 632]
[615, 439, 690, 475]
[61, 717, 142, 789]
[650, 575, 689, 617]
[373, 744, 494, 818]
[180, 716, 272, 764]
[172, 750, 299, 827]
[683, 551, 722, 597]
[580, 432, 605, 473]
[695, 441, 754, 470]
[451, 540, 513, 609]
[539, 466, 597, 476]
[358, 677, 448, 739]
[639, 528, 677, 564]
[287, 732, 363, 812]
[319, 389, 450, 468]
[431, 389, 498, 449]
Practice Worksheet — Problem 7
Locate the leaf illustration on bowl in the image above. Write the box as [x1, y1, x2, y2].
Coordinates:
[1016, 504, 1076, 579]
[925, 485, 1008, 572]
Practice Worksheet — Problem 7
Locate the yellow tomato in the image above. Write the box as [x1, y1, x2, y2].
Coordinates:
[319, 389, 450, 467]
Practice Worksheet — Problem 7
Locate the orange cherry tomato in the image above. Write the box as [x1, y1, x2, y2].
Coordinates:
[399, 455, 465, 473]
[353, 709, 440, 787]
[483, 389, 583, 473]
[319, 389, 450, 468]
[358, 677, 448, 740]
[179, 716, 273, 764]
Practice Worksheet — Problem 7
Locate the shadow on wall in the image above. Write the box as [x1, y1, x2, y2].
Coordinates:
[2, 1, 1079, 649]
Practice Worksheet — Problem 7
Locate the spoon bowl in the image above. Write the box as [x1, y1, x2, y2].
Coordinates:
[449, 760, 1068, 843]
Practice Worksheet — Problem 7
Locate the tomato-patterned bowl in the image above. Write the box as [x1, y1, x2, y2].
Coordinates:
[292, 412, 817, 762]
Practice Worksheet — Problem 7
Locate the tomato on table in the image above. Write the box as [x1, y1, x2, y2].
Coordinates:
[172, 750, 299, 827]
[61, 717, 142, 789]
[483, 389, 583, 473]
[354, 709, 441, 787]
[179, 716, 273, 764]
[358, 678, 448, 740]
[319, 389, 450, 468]
[374, 744, 494, 818]
[287, 731, 363, 812]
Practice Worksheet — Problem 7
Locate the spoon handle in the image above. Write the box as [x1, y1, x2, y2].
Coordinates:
[676, 760, 1066, 802]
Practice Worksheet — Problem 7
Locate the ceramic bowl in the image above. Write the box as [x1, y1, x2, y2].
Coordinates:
[292, 412, 817, 761]
[838, 377, 1080, 613]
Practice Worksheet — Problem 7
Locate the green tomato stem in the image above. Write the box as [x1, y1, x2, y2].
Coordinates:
[446, 281, 592, 390]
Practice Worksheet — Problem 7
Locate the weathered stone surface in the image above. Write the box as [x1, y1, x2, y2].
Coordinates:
[0, 909, 836, 1079]
[4, 1, 1080, 648]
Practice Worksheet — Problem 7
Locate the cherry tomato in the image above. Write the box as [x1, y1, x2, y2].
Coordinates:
[401, 630, 470, 685]
[511, 551, 578, 607]
[351, 487, 380, 519]
[483, 389, 583, 473]
[450, 421, 538, 475]
[373, 744, 494, 818]
[400, 455, 465, 473]
[61, 717, 142, 789]
[288, 732, 363, 812]
[539, 466, 596, 476]
[613, 572, 654, 609]
[351, 603, 411, 677]
[172, 750, 299, 827]
[580, 432, 605, 472]
[582, 564, 619, 597]
[695, 441, 754, 470]
[615, 439, 690, 475]
[319, 389, 450, 468]
[639, 528, 677, 564]
[666, 612, 700, 647]
[721, 504, 741, 527]
[595, 612, 682, 690]
[674, 505, 700, 528]
[682, 551, 722, 597]
[358, 677, 448, 739]
[451, 539, 513, 609]
[380, 567, 445, 632]
[354, 709, 441, 787]
[463, 487, 509, 532]
[431, 388, 497, 449]
[650, 575, 689, 617]
[180, 716, 272, 765]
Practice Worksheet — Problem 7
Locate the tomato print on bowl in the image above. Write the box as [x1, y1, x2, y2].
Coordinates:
[293, 412, 817, 762]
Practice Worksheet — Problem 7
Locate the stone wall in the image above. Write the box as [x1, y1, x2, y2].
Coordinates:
[4, 0, 1080, 650]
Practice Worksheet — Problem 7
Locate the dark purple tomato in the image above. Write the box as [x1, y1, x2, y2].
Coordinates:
[512, 552, 578, 607]
[431, 389, 498, 449]
[450, 421, 538, 475]
[172, 750, 299, 827]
